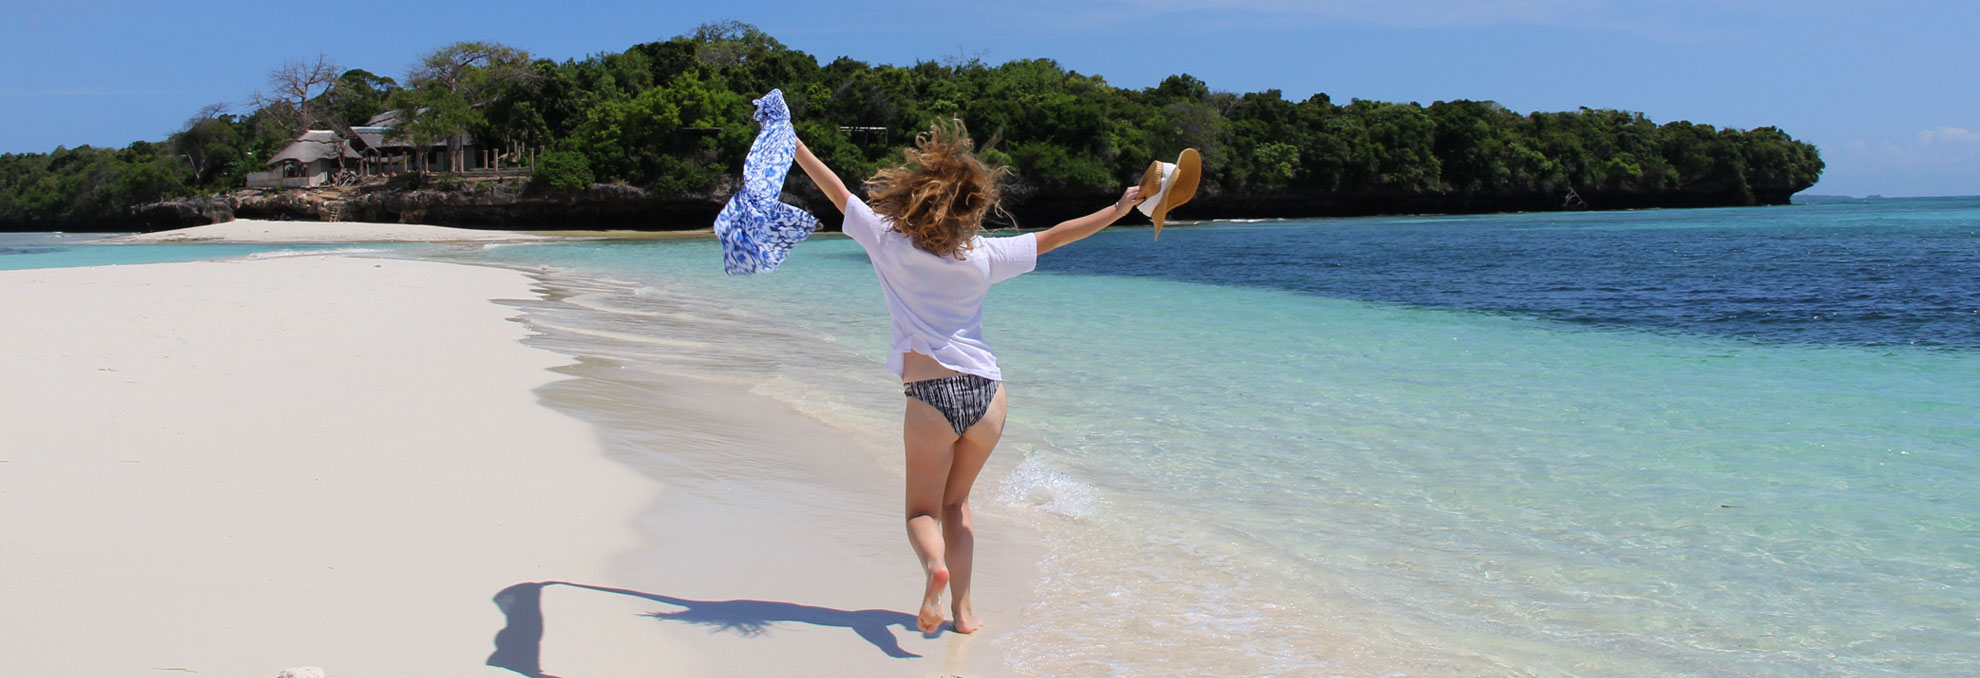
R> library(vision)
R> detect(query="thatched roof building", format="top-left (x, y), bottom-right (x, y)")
top-left (346, 110), bottom-right (475, 153)
top-left (246, 110), bottom-right (485, 187)
top-left (264, 130), bottom-right (360, 167)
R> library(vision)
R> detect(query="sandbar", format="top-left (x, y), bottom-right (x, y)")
top-left (105, 218), bottom-right (555, 244)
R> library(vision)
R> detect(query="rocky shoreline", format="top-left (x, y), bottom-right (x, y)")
top-left (120, 182), bottom-right (734, 232)
top-left (11, 181), bottom-right (1802, 234)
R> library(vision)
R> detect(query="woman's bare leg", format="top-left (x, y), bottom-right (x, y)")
top-left (904, 396), bottom-right (960, 633)
top-left (943, 386), bottom-right (1007, 634)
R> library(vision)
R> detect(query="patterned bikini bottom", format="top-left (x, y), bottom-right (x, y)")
top-left (902, 374), bottom-right (1002, 436)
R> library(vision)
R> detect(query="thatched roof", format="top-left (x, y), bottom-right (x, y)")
top-left (348, 108), bottom-right (476, 153)
top-left (346, 126), bottom-right (475, 153)
top-left (265, 131), bottom-right (359, 167)
top-left (348, 126), bottom-right (395, 151)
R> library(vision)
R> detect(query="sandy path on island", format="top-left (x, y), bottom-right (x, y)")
top-left (0, 254), bottom-right (1037, 677)
top-left (105, 218), bottom-right (556, 243)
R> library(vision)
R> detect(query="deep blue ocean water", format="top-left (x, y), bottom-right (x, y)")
top-left (7, 197), bottom-right (1976, 676)
top-left (1051, 200), bottom-right (1980, 348)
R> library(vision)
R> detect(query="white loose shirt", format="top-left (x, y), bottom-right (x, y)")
top-left (841, 196), bottom-right (1038, 380)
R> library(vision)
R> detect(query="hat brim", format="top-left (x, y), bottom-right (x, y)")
top-left (1148, 148), bottom-right (1201, 241)
top-left (1137, 161), bottom-right (1165, 204)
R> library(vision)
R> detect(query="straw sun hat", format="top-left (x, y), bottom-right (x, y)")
top-left (1134, 148), bottom-right (1202, 240)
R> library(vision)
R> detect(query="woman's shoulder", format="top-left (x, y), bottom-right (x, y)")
top-left (972, 231), bottom-right (1038, 282)
top-left (842, 195), bottom-right (894, 246)
top-left (972, 230), bottom-right (1037, 253)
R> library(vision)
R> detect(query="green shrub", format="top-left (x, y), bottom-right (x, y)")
top-left (531, 149), bottom-right (593, 193)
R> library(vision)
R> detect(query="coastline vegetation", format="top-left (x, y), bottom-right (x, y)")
top-left (0, 21), bottom-right (1823, 229)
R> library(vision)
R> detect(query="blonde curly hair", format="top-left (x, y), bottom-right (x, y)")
top-left (865, 119), bottom-right (1011, 259)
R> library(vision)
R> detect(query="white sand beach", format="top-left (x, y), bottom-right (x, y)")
top-left (106, 218), bottom-right (554, 244)
top-left (0, 255), bottom-right (1033, 677)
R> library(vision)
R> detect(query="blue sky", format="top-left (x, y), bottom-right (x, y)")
top-left (3, 0), bottom-right (1975, 196)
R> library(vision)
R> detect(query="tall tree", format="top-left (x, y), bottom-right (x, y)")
top-left (391, 42), bottom-right (536, 172)
top-left (168, 103), bottom-right (244, 187)
top-left (322, 69), bottom-right (401, 128)
top-left (406, 41), bottom-right (536, 105)
top-left (250, 54), bottom-right (339, 139)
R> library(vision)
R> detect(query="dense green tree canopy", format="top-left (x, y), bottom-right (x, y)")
top-left (2, 22), bottom-right (1823, 227)
top-left (324, 69), bottom-right (400, 128)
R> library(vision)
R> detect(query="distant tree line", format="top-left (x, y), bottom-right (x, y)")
top-left (0, 21), bottom-right (1823, 229)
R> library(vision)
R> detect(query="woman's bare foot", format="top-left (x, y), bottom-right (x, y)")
top-left (950, 602), bottom-right (982, 634)
top-left (917, 564), bottom-right (950, 633)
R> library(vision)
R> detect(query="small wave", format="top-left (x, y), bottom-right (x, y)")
top-left (244, 247), bottom-right (386, 259)
top-left (526, 319), bottom-right (712, 350)
top-left (998, 453), bottom-right (1098, 519)
top-left (562, 294), bottom-right (680, 320)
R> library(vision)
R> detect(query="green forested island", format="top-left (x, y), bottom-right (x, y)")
top-left (0, 22), bottom-right (1824, 231)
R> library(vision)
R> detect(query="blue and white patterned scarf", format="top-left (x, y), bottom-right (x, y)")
top-left (713, 89), bottom-right (820, 275)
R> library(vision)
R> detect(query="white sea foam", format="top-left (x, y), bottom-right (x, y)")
top-left (524, 319), bottom-right (711, 351)
top-left (243, 247), bottom-right (386, 259)
top-left (996, 452), bottom-right (1097, 519)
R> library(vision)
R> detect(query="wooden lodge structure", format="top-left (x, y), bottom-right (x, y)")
top-left (246, 130), bottom-right (361, 189)
top-left (247, 110), bottom-right (526, 188)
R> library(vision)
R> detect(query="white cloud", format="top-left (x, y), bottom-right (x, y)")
top-left (1832, 125), bottom-right (1980, 171)
top-left (1117, 0), bottom-right (1597, 28)
top-left (1918, 127), bottom-right (1979, 145)
top-left (0, 88), bottom-right (185, 98)
top-left (1096, 0), bottom-right (1880, 41)
top-left (1816, 132), bottom-right (1980, 196)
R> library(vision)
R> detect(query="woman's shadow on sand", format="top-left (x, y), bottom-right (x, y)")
top-left (486, 581), bottom-right (927, 677)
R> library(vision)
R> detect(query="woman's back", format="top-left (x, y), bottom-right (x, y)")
top-left (841, 196), bottom-right (1037, 382)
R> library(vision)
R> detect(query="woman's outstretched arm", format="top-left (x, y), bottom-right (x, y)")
top-left (1034, 186), bottom-right (1143, 255)
top-left (793, 137), bottom-right (852, 214)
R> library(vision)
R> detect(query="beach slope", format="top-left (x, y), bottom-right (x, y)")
top-left (0, 257), bottom-right (648, 676)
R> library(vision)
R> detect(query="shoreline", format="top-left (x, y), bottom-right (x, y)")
top-left (35, 186), bottom-right (1845, 245)
top-left (102, 218), bottom-right (560, 244)
top-left (0, 253), bottom-right (1037, 676)
top-left (490, 264), bottom-right (1042, 677)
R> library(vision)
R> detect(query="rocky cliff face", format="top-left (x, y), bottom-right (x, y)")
top-left (105, 183), bottom-right (735, 232)
top-left (336, 183), bottom-right (730, 229)
top-left (0, 197), bottom-right (233, 232)
top-left (64, 180), bottom-right (1804, 235)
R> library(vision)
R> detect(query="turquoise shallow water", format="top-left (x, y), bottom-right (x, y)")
top-left (0, 232), bottom-right (421, 270)
top-left (7, 200), bottom-right (1975, 676)
top-left (428, 200), bottom-right (1979, 677)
